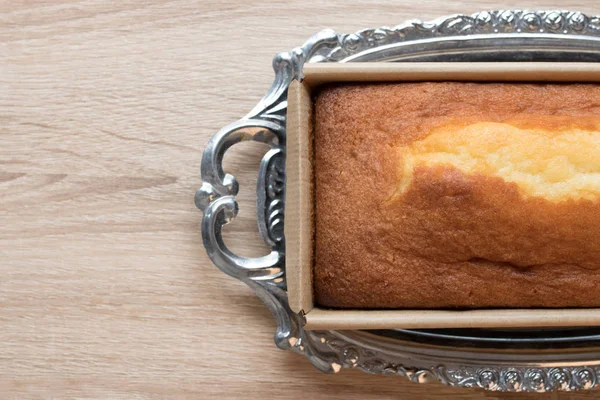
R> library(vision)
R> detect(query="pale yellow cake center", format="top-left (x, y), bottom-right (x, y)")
top-left (395, 121), bottom-right (600, 202)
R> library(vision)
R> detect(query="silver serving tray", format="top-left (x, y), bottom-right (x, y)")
top-left (195, 10), bottom-right (600, 392)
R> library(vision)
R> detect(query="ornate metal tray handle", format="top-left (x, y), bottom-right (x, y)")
top-left (197, 10), bottom-right (600, 392)
top-left (194, 29), bottom-right (344, 371)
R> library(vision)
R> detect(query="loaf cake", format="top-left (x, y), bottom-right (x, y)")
top-left (313, 82), bottom-right (600, 309)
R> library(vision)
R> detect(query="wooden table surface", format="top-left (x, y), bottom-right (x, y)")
top-left (3, 1), bottom-right (600, 399)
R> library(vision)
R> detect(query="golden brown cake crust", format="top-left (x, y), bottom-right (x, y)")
top-left (313, 82), bottom-right (600, 309)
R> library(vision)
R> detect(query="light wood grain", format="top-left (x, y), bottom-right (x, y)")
top-left (2, 1), bottom-right (600, 398)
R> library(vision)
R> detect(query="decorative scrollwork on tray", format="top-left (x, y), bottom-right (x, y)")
top-left (442, 366), bottom-right (600, 392)
top-left (257, 148), bottom-right (285, 247)
top-left (318, 332), bottom-right (600, 391)
top-left (197, 10), bottom-right (600, 392)
top-left (324, 10), bottom-right (600, 62)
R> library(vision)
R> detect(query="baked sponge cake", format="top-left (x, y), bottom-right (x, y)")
top-left (313, 82), bottom-right (600, 309)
